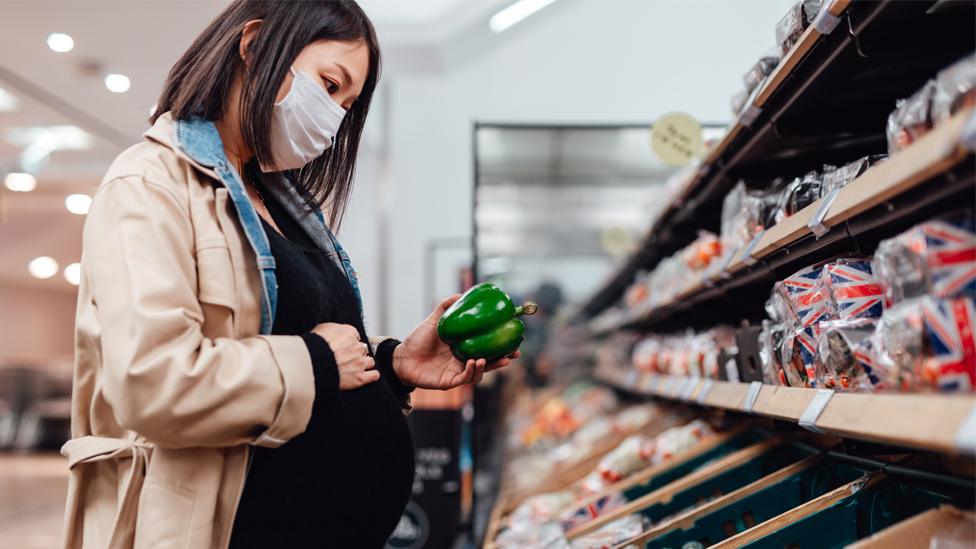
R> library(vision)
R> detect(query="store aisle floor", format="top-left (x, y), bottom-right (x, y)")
top-left (0, 453), bottom-right (67, 549)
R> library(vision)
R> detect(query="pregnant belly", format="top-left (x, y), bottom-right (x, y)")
top-left (232, 379), bottom-right (415, 548)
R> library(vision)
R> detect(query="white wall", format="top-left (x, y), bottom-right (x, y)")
top-left (344, 0), bottom-right (796, 336)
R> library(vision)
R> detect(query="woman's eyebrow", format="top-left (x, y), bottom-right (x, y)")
top-left (333, 61), bottom-right (352, 87)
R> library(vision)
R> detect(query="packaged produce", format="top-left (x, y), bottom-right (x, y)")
top-left (820, 258), bottom-right (885, 320)
top-left (612, 405), bottom-right (659, 433)
top-left (731, 90), bottom-right (749, 115)
top-left (597, 435), bottom-right (648, 483)
top-left (437, 282), bottom-right (537, 361)
top-left (509, 491), bottom-right (576, 526)
top-left (496, 520), bottom-right (570, 549)
top-left (887, 80), bottom-right (936, 154)
top-left (815, 319), bottom-right (879, 390)
top-left (569, 514), bottom-right (646, 549)
top-left (873, 216), bottom-right (976, 305)
top-left (932, 52), bottom-right (976, 124)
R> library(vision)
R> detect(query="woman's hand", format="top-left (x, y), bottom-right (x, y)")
top-left (393, 295), bottom-right (520, 390)
top-left (311, 323), bottom-right (379, 390)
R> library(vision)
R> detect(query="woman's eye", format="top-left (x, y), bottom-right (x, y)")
top-left (323, 78), bottom-right (339, 94)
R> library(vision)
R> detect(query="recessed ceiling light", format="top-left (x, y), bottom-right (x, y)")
top-left (104, 73), bottom-right (131, 93)
top-left (65, 193), bottom-right (92, 215)
top-left (489, 0), bottom-right (557, 33)
top-left (28, 256), bottom-right (59, 279)
top-left (64, 263), bottom-right (81, 286)
top-left (46, 32), bottom-right (74, 53)
top-left (4, 172), bottom-right (36, 192)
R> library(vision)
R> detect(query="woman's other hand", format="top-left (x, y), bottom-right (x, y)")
top-left (311, 323), bottom-right (379, 390)
top-left (393, 295), bottom-right (519, 390)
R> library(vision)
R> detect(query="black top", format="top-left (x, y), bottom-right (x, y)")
top-left (230, 173), bottom-right (415, 549)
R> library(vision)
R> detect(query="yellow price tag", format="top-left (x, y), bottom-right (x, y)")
top-left (650, 112), bottom-right (703, 166)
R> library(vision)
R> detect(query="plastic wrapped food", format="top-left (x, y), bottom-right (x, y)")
top-left (933, 52), bottom-right (976, 124)
top-left (759, 320), bottom-right (788, 386)
top-left (815, 319), bottom-right (879, 390)
top-left (776, 264), bottom-right (833, 327)
top-left (731, 90), bottom-right (749, 115)
top-left (887, 80), bottom-right (936, 154)
top-left (720, 181), bottom-right (765, 253)
top-left (784, 325), bottom-right (821, 387)
top-left (781, 171), bottom-right (824, 217)
top-left (597, 435), bottom-right (648, 483)
top-left (743, 53), bottom-right (781, 94)
top-left (684, 231), bottom-right (722, 271)
top-left (613, 405), bottom-right (658, 433)
top-left (873, 216), bottom-right (976, 305)
top-left (512, 491), bottom-right (576, 524)
top-left (560, 492), bottom-right (629, 531)
top-left (569, 514), bottom-right (646, 549)
top-left (496, 521), bottom-right (570, 549)
top-left (820, 258), bottom-right (885, 320)
top-left (776, 0), bottom-right (823, 55)
top-left (822, 155), bottom-right (885, 194)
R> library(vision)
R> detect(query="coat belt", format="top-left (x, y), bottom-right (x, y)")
top-left (62, 435), bottom-right (153, 549)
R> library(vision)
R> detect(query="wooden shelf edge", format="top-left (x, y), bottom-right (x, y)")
top-left (600, 373), bottom-right (976, 456)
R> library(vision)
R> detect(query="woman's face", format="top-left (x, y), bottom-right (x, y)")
top-left (277, 39), bottom-right (370, 111)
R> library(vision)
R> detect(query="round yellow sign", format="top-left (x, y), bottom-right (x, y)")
top-left (650, 112), bottom-right (703, 166)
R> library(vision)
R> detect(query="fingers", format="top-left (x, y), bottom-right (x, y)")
top-left (359, 369), bottom-right (381, 384)
top-left (333, 340), bottom-right (369, 364)
top-left (439, 294), bottom-right (461, 311)
top-left (485, 357), bottom-right (512, 372)
top-left (472, 359), bottom-right (486, 384)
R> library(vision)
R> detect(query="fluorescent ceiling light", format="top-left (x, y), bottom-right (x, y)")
top-left (5, 125), bottom-right (93, 173)
top-left (64, 263), bottom-right (81, 286)
top-left (0, 86), bottom-right (17, 112)
top-left (65, 193), bottom-right (92, 215)
top-left (28, 256), bottom-right (59, 279)
top-left (104, 73), bottom-right (131, 93)
top-left (489, 0), bottom-right (557, 33)
top-left (4, 172), bottom-right (36, 192)
top-left (46, 32), bottom-right (74, 53)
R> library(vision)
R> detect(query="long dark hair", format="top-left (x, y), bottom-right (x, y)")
top-left (152, 0), bottom-right (380, 228)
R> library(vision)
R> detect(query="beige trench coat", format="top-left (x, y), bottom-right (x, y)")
top-left (62, 113), bottom-right (319, 548)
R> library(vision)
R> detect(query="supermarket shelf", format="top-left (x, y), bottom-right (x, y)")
top-left (575, 0), bottom-right (976, 323)
top-left (597, 370), bottom-right (976, 456)
top-left (603, 108), bottom-right (975, 333)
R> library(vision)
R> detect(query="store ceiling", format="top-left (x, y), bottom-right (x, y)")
top-left (0, 0), bottom-right (508, 291)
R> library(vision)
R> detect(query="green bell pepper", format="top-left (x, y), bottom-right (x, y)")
top-left (437, 282), bottom-right (538, 361)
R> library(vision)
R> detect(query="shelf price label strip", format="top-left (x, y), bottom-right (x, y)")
top-left (680, 377), bottom-right (700, 401)
top-left (697, 379), bottom-right (715, 405)
top-left (798, 389), bottom-right (835, 433)
top-left (741, 230), bottom-right (766, 266)
top-left (741, 381), bottom-right (763, 413)
top-left (808, 188), bottom-right (842, 238)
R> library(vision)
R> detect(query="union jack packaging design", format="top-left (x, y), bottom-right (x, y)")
top-left (777, 265), bottom-right (833, 327)
top-left (921, 296), bottom-right (976, 391)
top-left (874, 216), bottom-right (976, 306)
top-left (821, 258), bottom-right (885, 320)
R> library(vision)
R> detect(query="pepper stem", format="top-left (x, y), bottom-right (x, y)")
top-left (516, 301), bottom-right (538, 316)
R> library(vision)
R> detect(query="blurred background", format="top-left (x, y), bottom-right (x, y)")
top-left (0, 1), bottom-right (827, 547)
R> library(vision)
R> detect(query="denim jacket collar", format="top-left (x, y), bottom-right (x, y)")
top-left (167, 116), bottom-right (363, 333)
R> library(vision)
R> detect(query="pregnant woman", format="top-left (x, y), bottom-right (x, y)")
top-left (61, 2), bottom-right (516, 547)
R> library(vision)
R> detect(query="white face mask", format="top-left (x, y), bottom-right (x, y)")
top-left (260, 67), bottom-right (347, 172)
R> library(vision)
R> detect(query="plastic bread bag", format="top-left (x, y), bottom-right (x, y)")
top-left (731, 89), bottom-right (749, 115)
top-left (569, 514), bottom-right (647, 549)
top-left (765, 283), bottom-right (792, 322)
top-left (876, 298), bottom-right (928, 391)
top-left (632, 336), bottom-right (661, 373)
top-left (560, 492), bottom-right (630, 532)
top-left (613, 404), bottom-right (659, 433)
top-left (873, 215), bottom-right (976, 305)
top-left (815, 318), bottom-right (879, 391)
top-left (822, 155), bottom-right (885, 194)
top-left (887, 79), bottom-right (936, 154)
top-left (720, 181), bottom-right (765, 253)
top-left (743, 52), bottom-right (781, 94)
top-left (760, 177), bottom-right (791, 227)
top-left (932, 52), bottom-right (976, 124)
top-left (820, 258), bottom-right (885, 320)
top-left (684, 231), bottom-right (722, 271)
